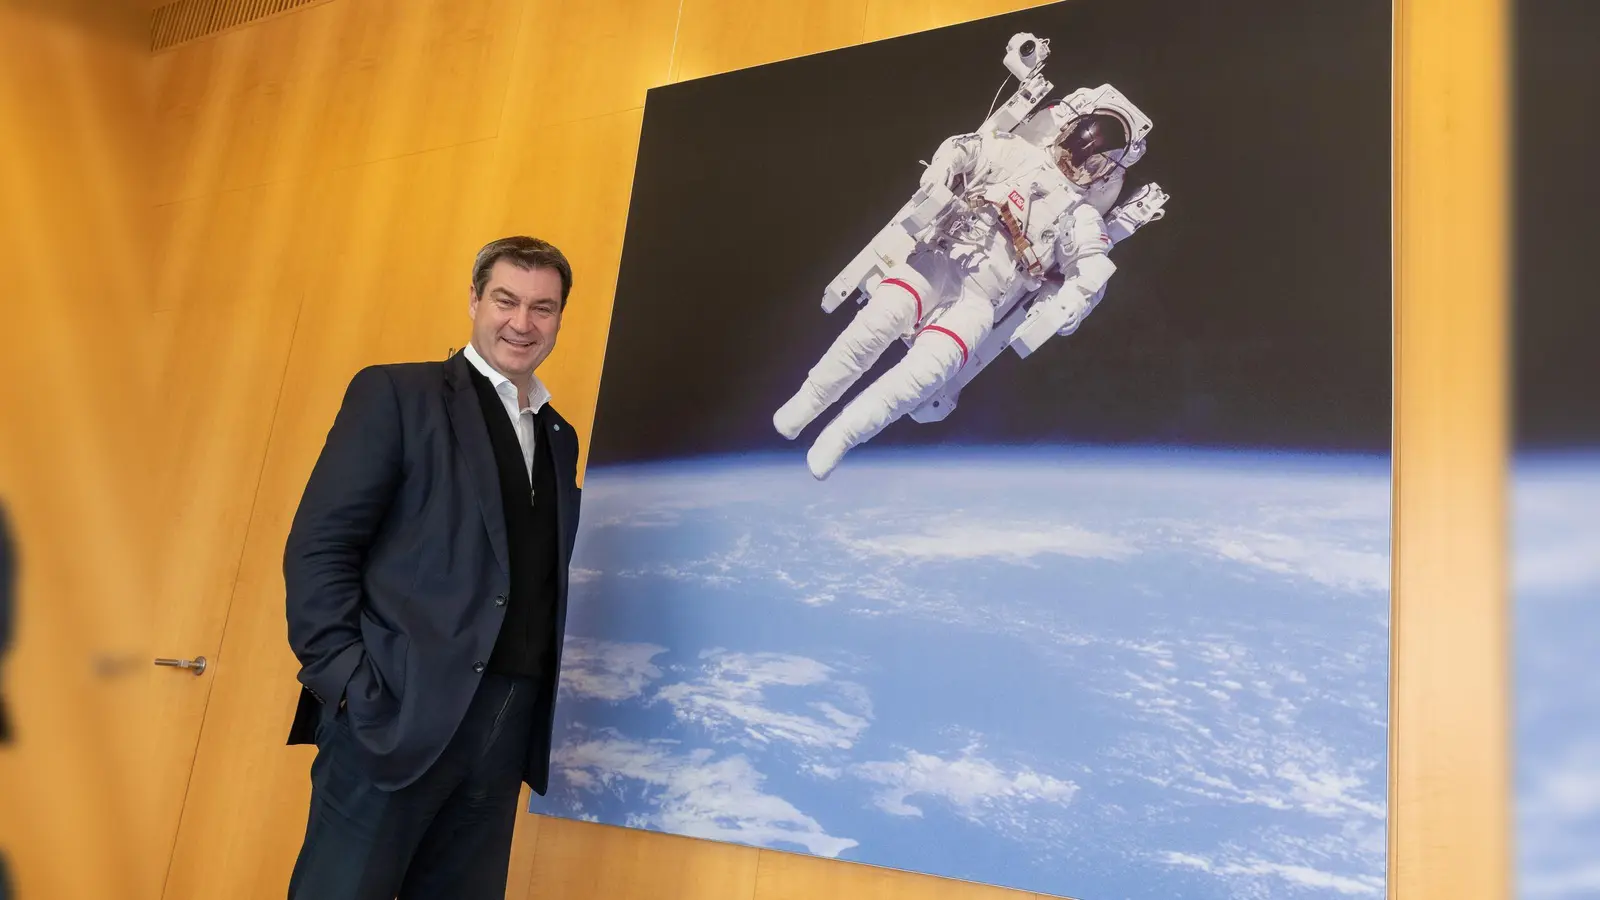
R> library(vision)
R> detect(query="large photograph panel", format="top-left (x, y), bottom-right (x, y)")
top-left (1512, 2), bottom-right (1600, 897)
top-left (530, 2), bottom-right (1394, 898)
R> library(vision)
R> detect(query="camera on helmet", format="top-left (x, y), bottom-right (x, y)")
top-left (1004, 32), bottom-right (1049, 81)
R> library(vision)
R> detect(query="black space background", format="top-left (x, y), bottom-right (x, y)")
top-left (588, 0), bottom-right (1392, 467)
top-left (1514, 0), bottom-right (1599, 450)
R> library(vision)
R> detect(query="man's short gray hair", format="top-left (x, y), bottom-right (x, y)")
top-left (471, 236), bottom-right (573, 307)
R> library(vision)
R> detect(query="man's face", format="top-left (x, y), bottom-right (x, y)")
top-left (468, 259), bottom-right (564, 382)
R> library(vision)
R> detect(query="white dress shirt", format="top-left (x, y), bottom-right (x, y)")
top-left (463, 342), bottom-right (552, 483)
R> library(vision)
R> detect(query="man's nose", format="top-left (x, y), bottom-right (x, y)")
top-left (509, 305), bottom-right (535, 333)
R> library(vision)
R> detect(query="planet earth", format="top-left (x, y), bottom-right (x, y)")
top-left (1510, 454), bottom-right (1600, 900)
top-left (527, 446), bottom-right (1393, 900)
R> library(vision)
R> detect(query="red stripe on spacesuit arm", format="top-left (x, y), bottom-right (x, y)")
top-left (920, 325), bottom-right (970, 367)
top-left (881, 278), bottom-right (923, 323)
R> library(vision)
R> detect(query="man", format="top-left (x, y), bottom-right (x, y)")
top-left (283, 236), bottom-right (582, 899)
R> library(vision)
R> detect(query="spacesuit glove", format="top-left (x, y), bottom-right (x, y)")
top-left (904, 178), bottom-right (957, 234)
top-left (918, 163), bottom-right (954, 195)
top-left (1105, 182), bottom-right (1169, 244)
top-left (1010, 276), bottom-right (1104, 358)
top-left (1010, 300), bottom-right (1076, 358)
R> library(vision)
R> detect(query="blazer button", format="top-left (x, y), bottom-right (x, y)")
top-left (495, 593), bottom-right (507, 606)
top-left (473, 661), bottom-right (485, 674)
top-left (553, 422), bottom-right (560, 431)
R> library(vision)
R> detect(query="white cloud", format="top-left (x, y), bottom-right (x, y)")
top-left (851, 746), bottom-right (1078, 821)
top-left (1523, 744), bottom-right (1600, 823)
top-left (1110, 662), bottom-right (1384, 823)
top-left (552, 732), bottom-right (858, 858)
top-left (1514, 534), bottom-right (1600, 595)
top-left (654, 651), bottom-right (873, 752)
top-left (1276, 762), bottom-right (1386, 820)
top-left (1100, 631), bottom-right (1388, 899)
top-left (559, 638), bottom-right (668, 703)
top-left (1201, 529), bottom-right (1388, 594)
top-left (1512, 467), bottom-right (1600, 597)
top-left (845, 520), bottom-right (1137, 565)
top-left (569, 567), bottom-right (602, 584)
top-left (1160, 851), bottom-right (1384, 896)
top-left (1517, 739), bottom-right (1600, 899)
top-left (567, 458), bottom-right (1396, 887)
top-left (1522, 863), bottom-right (1600, 899)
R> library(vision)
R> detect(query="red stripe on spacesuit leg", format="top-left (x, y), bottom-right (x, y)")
top-left (880, 278), bottom-right (923, 323)
top-left (920, 325), bottom-right (970, 367)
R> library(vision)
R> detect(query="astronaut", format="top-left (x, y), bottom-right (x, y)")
top-left (772, 83), bottom-right (1163, 481)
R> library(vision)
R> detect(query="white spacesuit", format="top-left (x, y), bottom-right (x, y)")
top-left (771, 34), bottom-right (1170, 480)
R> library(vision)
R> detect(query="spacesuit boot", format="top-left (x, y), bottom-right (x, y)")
top-left (805, 292), bottom-right (993, 479)
top-left (773, 270), bottom-right (932, 439)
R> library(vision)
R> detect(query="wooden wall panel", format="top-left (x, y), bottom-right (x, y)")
top-left (311, 0), bottom-right (523, 169)
top-left (0, 3), bottom-right (159, 899)
top-left (1391, 1), bottom-right (1510, 899)
top-left (505, 786), bottom-right (545, 898)
top-left (499, 0), bottom-right (680, 128)
top-left (149, 2), bottom-right (342, 203)
top-left (862, 0), bottom-right (1059, 43)
top-left (526, 818), bottom-right (762, 900)
top-left (146, 173), bottom-right (319, 893)
top-left (150, 0), bottom-right (521, 205)
top-left (669, 0), bottom-right (868, 83)
top-left (754, 848), bottom-right (1040, 900)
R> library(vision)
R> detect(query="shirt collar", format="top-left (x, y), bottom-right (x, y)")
top-left (462, 341), bottom-right (551, 413)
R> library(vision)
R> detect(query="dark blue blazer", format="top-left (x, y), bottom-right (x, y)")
top-left (283, 350), bottom-right (581, 793)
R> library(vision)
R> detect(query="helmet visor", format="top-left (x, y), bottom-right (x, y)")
top-left (1056, 113), bottom-right (1128, 185)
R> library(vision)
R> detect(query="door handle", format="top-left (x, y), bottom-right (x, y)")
top-left (154, 656), bottom-right (207, 676)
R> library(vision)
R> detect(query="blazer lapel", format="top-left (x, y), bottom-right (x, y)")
top-left (539, 412), bottom-right (574, 595)
top-left (444, 354), bottom-right (510, 577)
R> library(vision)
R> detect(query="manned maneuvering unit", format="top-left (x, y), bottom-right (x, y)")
top-left (772, 33), bottom-right (1171, 480)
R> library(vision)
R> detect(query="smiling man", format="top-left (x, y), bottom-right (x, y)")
top-left (282, 236), bottom-right (582, 899)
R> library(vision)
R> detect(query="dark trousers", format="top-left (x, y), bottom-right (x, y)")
top-left (288, 672), bottom-right (537, 900)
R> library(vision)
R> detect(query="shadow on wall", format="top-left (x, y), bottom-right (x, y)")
top-left (1, 501), bottom-right (14, 898)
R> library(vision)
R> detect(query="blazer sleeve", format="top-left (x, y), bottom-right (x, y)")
top-left (283, 365), bottom-right (404, 706)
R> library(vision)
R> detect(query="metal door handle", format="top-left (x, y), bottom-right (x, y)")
top-left (154, 656), bottom-right (207, 676)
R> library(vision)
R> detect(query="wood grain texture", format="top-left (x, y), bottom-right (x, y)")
top-left (505, 793), bottom-right (544, 900)
top-left (862, 0), bottom-right (1061, 43)
top-left (525, 816), bottom-right (762, 900)
top-left (145, 173), bottom-right (318, 894)
top-left (498, 0), bottom-right (680, 128)
top-left (1391, 1), bottom-right (1511, 899)
top-left (669, 0), bottom-right (868, 83)
top-left (150, 0), bottom-right (520, 203)
top-left (149, 1), bottom-right (343, 203)
top-left (0, 3), bottom-right (159, 899)
top-left (309, 0), bottom-right (522, 169)
top-left (753, 848), bottom-right (1042, 900)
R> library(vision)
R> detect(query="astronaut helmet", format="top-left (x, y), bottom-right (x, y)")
top-left (1053, 112), bottom-right (1129, 187)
